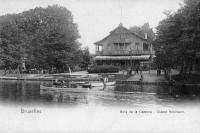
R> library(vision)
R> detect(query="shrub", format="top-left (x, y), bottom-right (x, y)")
top-left (88, 65), bottom-right (119, 73)
top-left (172, 74), bottom-right (200, 84)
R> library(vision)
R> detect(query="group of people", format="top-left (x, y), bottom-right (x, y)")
top-left (135, 68), bottom-right (143, 81)
top-left (53, 79), bottom-right (66, 87)
top-left (127, 67), bottom-right (144, 81)
top-left (53, 76), bottom-right (109, 90)
top-left (53, 79), bottom-right (77, 88)
top-left (157, 68), bottom-right (162, 76)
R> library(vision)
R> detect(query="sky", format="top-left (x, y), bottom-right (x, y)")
top-left (0, 0), bottom-right (183, 53)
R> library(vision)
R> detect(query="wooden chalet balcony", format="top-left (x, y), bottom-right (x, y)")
top-left (96, 50), bottom-right (154, 56)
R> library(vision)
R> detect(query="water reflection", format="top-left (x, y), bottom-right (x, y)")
top-left (41, 91), bottom-right (89, 105)
top-left (0, 80), bottom-right (41, 105)
top-left (0, 80), bottom-right (200, 107)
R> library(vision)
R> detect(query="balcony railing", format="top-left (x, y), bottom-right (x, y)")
top-left (96, 50), bottom-right (154, 56)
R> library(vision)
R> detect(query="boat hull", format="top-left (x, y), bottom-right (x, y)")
top-left (91, 82), bottom-right (116, 87)
top-left (40, 85), bottom-right (90, 93)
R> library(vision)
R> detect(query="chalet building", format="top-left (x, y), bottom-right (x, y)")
top-left (94, 23), bottom-right (155, 69)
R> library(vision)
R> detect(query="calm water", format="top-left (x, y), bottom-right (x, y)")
top-left (0, 80), bottom-right (200, 107)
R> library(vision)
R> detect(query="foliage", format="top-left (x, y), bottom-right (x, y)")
top-left (172, 74), bottom-right (200, 84)
top-left (79, 47), bottom-right (92, 70)
top-left (0, 5), bottom-right (82, 73)
top-left (88, 65), bottom-right (119, 73)
top-left (154, 0), bottom-right (200, 73)
top-left (129, 23), bottom-right (156, 42)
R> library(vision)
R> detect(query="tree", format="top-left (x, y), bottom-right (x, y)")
top-left (154, 0), bottom-right (200, 73)
top-left (80, 47), bottom-right (91, 70)
top-left (129, 23), bottom-right (155, 42)
top-left (0, 5), bottom-right (81, 73)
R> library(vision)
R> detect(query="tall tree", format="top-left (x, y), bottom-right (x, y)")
top-left (129, 23), bottom-right (155, 42)
top-left (80, 47), bottom-right (91, 70)
top-left (0, 5), bottom-right (81, 73)
top-left (154, 0), bottom-right (200, 73)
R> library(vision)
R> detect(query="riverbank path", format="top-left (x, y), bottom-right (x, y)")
top-left (127, 70), bottom-right (168, 83)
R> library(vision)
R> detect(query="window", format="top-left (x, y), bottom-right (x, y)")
top-left (135, 42), bottom-right (139, 50)
top-left (143, 43), bottom-right (149, 51)
top-left (114, 42), bottom-right (130, 50)
top-left (96, 44), bottom-right (103, 52)
top-left (99, 45), bottom-right (102, 51)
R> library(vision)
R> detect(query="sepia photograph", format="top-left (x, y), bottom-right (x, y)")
top-left (0, 0), bottom-right (200, 132)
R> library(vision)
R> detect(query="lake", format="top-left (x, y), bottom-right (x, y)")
top-left (0, 80), bottom-right (200, 107)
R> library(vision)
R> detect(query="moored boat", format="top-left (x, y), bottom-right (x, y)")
top-left (91, 81), bottom-right (116, 87)
top-left (77, 81), bottom-right (116, 88)
top-left (40, 85), bottom-right (90, 93)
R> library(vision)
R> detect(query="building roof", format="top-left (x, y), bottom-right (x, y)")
top-left (94, 23), bottom-right (147, 45)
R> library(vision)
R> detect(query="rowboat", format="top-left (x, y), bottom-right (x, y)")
top-left (40, 85), bottom-right (90, 93)
top-left (76, 81), bottom-right (116, 88)
top-left (90, 81), bottom-right (116, 87)
top-left (91, 82), bottom-right (116, 87)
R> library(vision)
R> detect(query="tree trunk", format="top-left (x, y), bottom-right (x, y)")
top-left (189, 62), bottom-right (193, 74)
top-left (180, 63), bottom-right (184, 74)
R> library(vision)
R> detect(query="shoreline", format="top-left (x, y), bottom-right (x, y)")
top-left (0, 76), bottom-right (171, 86)
top-left (1, 71), bottom-right (200, 87)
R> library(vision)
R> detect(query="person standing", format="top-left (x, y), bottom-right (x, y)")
top-left (140, 71), bottom-right (143, 81)
top-left (136, 68), bottom-right (139, 74)
top-left (100, 75), bottom-right (108, 90)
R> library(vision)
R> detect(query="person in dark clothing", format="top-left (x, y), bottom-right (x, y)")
top-left (129, 69), bottom-right (132, 76)
top-left (157, 69), bottom-right (159, 76)
top-left (53, 79), bottom-right (62, 87)
top-left (140, 71), bottom-right (143, 81)
top-left (136, 68), bottom-right (139, 74)
top-left (157, 67), bottom-right (161, 76)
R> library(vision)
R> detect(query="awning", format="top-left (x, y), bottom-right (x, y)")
top-left (94, 55), bottom-right (155, 61)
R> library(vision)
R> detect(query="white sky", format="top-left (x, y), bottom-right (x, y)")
top-left (0, 0), bottom-right (183, 53)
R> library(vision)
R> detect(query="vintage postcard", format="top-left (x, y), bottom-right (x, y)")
top-left (0, 0), bottom-right (200, 132)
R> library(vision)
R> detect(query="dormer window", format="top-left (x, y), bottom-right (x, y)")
top-left (96, 44), bottom-right (103, 52)
top-left (143, 43), bottom-right (149, 51)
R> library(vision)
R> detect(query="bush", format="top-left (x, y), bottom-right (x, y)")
top-left (88, 65), bottom-right (119, 73)
top-left (172, 74), bottom-right (200, 84)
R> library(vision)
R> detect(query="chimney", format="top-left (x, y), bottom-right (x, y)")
top-left (145, 33), bottom-right (148, 39)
